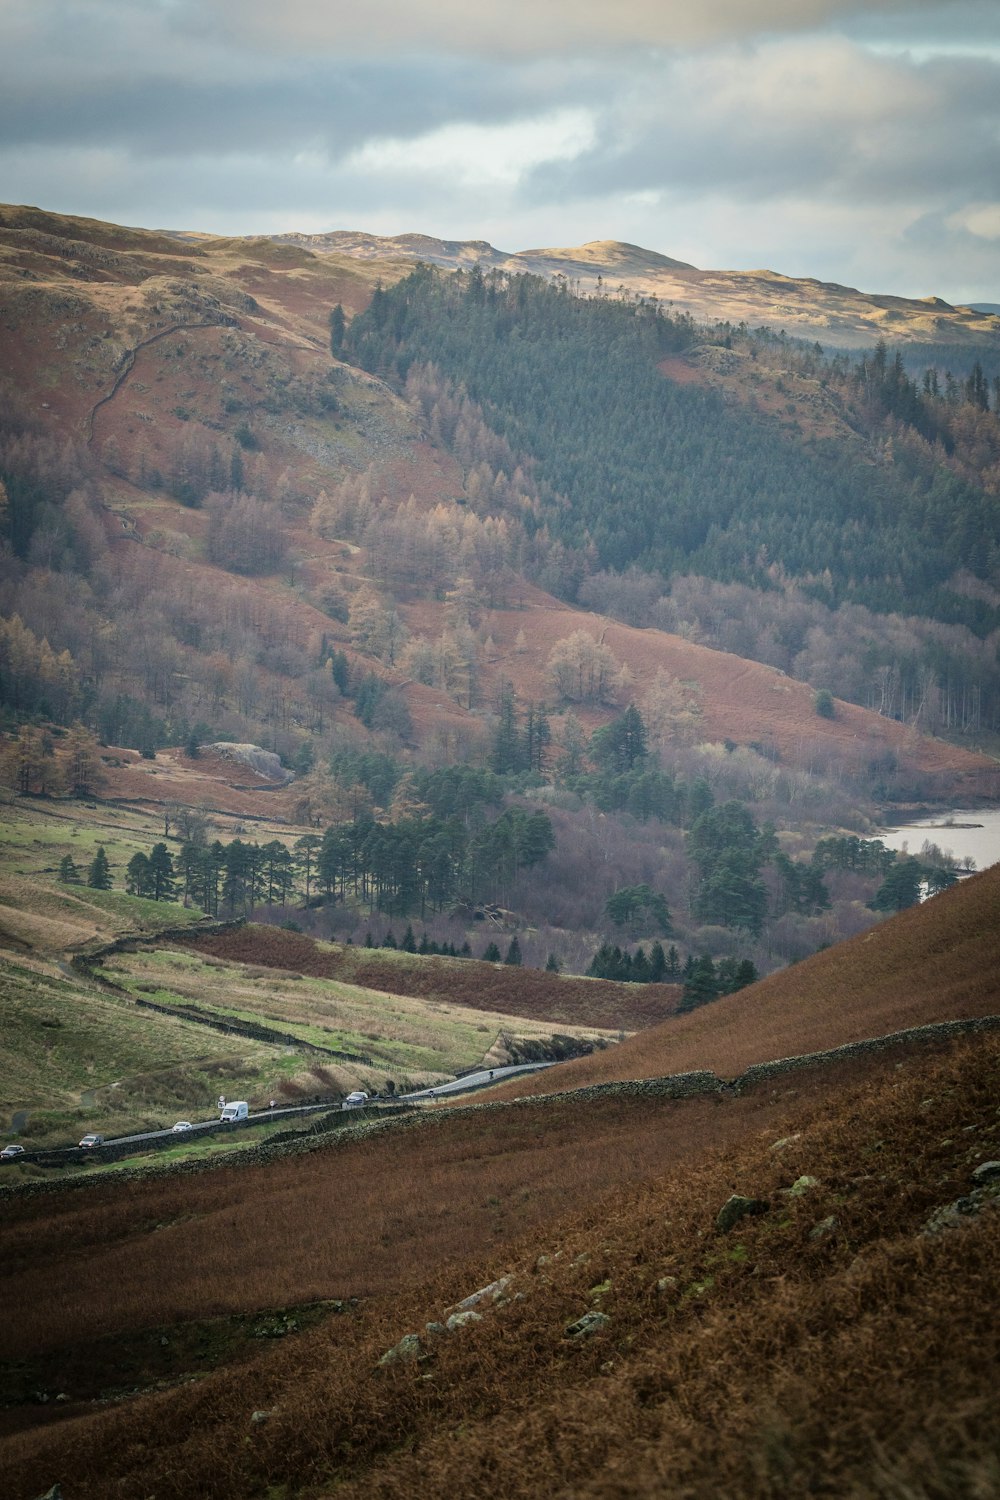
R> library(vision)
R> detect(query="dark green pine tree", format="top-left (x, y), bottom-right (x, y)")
top-left (503, 935), bottom-right (523, 966)
top-left (482, 940), bottom-right (502, 963)
top-left (401, 923), bottom-right (417, 952)
top-left (329, 303), bottom-right (347, 355)
top-left (680, 954), bottom-right (718, 1012)
top-left (59, 853), bottom-right (81, 884)
top-left (545, 952), bottom-right (561, 973)
top-left (871, 858), bottom-right (924, 912)
top-left (87, 845), bottom-right (112, 890)
top-left (148, 842), bottom-right (177, 902)
top-left (125, 852), bottom-right (153, 897)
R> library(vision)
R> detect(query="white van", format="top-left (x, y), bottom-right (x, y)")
top-left (220, 1100), bottom-right (249, 1122)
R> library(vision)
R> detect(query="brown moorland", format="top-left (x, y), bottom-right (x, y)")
top-left (2, 1031), bottom-right (998, 1499)
top-left (183, 924), bottom-right (682, 1032)
top-left (488, 861), bottom-right (1000, 1099)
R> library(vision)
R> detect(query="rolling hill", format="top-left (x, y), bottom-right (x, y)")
top-left (273, 226), bottom-right (1000, 349)
top-left (1, 840), bottom-right (999, 1499)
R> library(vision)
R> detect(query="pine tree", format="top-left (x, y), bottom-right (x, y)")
top-left (87, 845), bottom-right (112, 890)
top-left (329, 303), bottom-right (347, 355)
top-left (545, 952), bottom-right (561, 972)
top-left (482, 940), bottom-right (502, 963)
top-left (148, 842), bottom-right (177, 902)
top-left (504, 935), bottom-right (523, 966)
top-left (59, 853), bottom-right (81, 884)
top-left (125, 852), bottom-right (153, 897)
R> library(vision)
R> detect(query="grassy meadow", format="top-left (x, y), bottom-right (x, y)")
top-left (99, 944), bottom-right (618, 1083)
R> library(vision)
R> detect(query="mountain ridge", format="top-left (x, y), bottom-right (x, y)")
top-left (272, 223), bottom-right (1000, 347)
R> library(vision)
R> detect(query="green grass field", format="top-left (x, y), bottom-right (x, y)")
top-left (99, 945), bottom-right (614, 1078)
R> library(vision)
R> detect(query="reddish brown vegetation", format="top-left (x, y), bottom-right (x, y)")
top-left (494, 863), bottom-right (1000, 1099)
top-left (183, 925), bottom-right (681, 1032)
top-left (3, 1036), bottom-right (999, 1498)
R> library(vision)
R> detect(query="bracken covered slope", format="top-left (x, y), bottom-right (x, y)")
top-left (494, 861), bottom-right (1000, 1096)
top-left (2, 858), bottom-right (1000, 1498)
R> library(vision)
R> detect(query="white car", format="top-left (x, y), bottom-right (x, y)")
top-left (0, 1143), bottom-right (25, 1160)
top-left (342, 1091), bottom-right (369, 1109)
top-left (171, 1121), bottom-right (192, 1133)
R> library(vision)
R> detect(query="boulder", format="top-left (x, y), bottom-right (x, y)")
top-left (378, 1333), bottom-right (424, 1366)
top-left (445, 1310), bottom-right (483, 1333)
top-left (565, 1310), bottom-right (610, 1339)
top-left (809, 1215), bottom-right (839, 1240)
top-left (716, 1194), bottom-right (769, 1233)
top-left (448, 1275), bottom-right (513, 1313)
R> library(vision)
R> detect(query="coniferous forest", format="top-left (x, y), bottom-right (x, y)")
top-left (346, 266), bottom-right (1000, 634)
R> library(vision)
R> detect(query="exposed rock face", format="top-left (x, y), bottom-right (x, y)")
top-left (716, 1194), bottom-right (770, 1234)
top-left (204, 743), bottom-right (292, 783)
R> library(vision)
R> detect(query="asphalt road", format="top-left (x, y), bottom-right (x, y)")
top-left (4, 1064), bottom-right (555, 1162)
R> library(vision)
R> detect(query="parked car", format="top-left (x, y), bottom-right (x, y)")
top-left (171, 1121), bottom-right (192, 1133)
top-left (0, 1143), bottom-right (25, 1160)
top-left (78, 1133), bottom-right (104, 1149)
top-left (342, 1091), bottom-right (369, 1109)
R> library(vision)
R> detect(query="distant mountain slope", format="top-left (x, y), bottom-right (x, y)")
top-left (275, 226), bottom-right (1000, 349)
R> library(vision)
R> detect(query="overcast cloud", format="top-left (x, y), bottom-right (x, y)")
top-left (0, 0), bottom-right (997, 301)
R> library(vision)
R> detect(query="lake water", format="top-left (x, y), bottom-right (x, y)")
top-left (879, 808), bottom-right (1000, 872)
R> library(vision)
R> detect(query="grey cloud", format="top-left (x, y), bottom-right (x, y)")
top-left (520, 46), bottom-right (1000, 214)
top-left (0, 58), bottom-right (560, 160)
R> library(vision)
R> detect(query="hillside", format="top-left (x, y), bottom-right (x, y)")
top-left (2, 202), bottom-right (998, 984)
top-left (492, 861), bottom-right (1000, 1098)
top-left (2, 858), bottom-right (999, 1498)
top-left (274, 227), bottom-right (1000, 349)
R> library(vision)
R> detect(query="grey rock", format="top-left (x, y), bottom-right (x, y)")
top-left (787, 1175), bottom-right (820, 1196)
top-left (565, 1310), bottom-right (610, 1339)
top-left (34, 1489), bottom-right (63, 1500)
top-left (971, 1161), bottom-right (1000, 1183)
top-left (716, 1194), bottom-right (770, 1233)
top-left (445, 1310), bottom-right (483, 1333)
top-left (655, 1276), bottom-right (678, 1296)
top-left (250, 1409), bottom-right (273, 1426)
top-left (450, 1275), bottom-right (512, 1312)
top-left (809, 1215), bottom-right (839, 1240)
top-left (424, 1321), bottom-right (447, 1337)
top-left (378, 1332), bottom-right (424, 1366)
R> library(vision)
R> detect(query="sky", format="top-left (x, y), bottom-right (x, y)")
top-left (0, 0), bottom-right (998, 303)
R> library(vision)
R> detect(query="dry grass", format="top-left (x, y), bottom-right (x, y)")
top-left (491, 863), bottom-right (1000, 1100)
top-left (103, 943), bottom-right (619, 1080)
top-left (2, 1033), bottom-right (999, 1499)
top-left (185, 925), bottom-right (682, 1032)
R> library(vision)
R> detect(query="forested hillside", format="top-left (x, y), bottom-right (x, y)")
top-left (0, 207), bottom-right (997, 988)
top-left (346, 266), bottom-right (999, 632)
top-left (341, 265), bottom-right (1000, 736)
